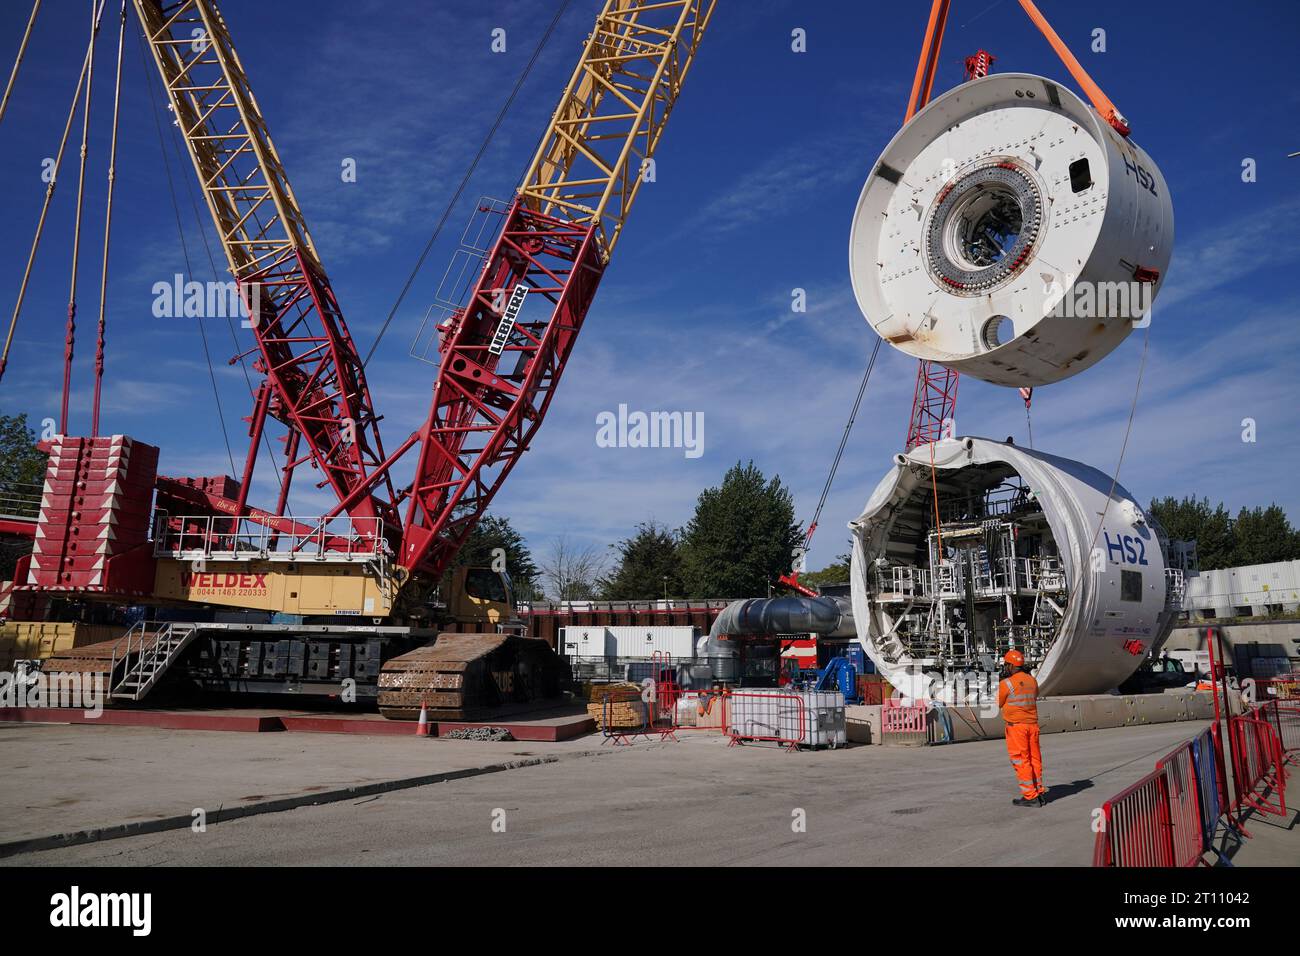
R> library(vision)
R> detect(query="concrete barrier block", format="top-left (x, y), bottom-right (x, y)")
top-left (1079, 695), bottom-right (1128, 731)
top-left (1168, 692), bottom-right (1191, 720)
top-left (940, 706), bottom-right (1002, 742)
top-left (1131, 694), bottom-right (1181, 725)
top-left (846, 704), bottom-right (881, 745)
top-left (1039, 698), bottom-right (1084, 734)
top-left (1185, 691), bottom-right (1215, 719)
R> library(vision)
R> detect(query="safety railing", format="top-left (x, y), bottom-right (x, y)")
top-left (1262, 700), bottom-right (1300, 758)
top-left (153, 513), bottom-right (387, 563)
top-left (1028, 556), bottom-right (1067, 592)
top-left (0, 481), bottom-right (42, 519)
top-left (873, 564), bottom-right (929, 600)
top-left (649, 651), bottom-right (679, 728)
top-left (992, 624), bottom-right (1053, 666)
top-left (1164, 567), bottom-right (1185, 609)
top-left (567, 654), bottom-right (714, 687)
top-left (873, 556), bottom-right (1067, 604)
top-left (594, 683), bottom-right (677, 747)
top-left (931, 561), bottom-right (963, 599)
top-left (596, 688), bottom-right (649, 746)
top-left (1189, 729), bottom-right (1224, 854)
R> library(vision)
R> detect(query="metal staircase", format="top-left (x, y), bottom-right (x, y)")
top-left (109, 622), bottom-right (199, 701)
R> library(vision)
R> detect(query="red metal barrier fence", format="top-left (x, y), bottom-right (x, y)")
top-left (1230, 715), bottom-right (1286, 818)
top-left (1156, 739), bottom-right (1206, 867)
top-left (1092, 766), bottom-right (1177, 867)
top-left (669, 688), bottom-right (729, 732)
top-left (1093, 698), bottom-right (1295, 867)
top-left (1254, 699), bottom-right (1300, 758)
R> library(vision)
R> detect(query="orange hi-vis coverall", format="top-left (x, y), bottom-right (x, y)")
top-left (999, 671), bottom-right (1044, 800)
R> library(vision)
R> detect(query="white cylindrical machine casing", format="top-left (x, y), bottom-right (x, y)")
top-left (848, 437), bottom-right (1178, 696)
top-left (849, 73), bottom-right (1173, 387)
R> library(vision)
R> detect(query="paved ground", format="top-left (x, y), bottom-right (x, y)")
top-left (0, 721), bottom-right (600, 848)
top-left (6, 718), bottom-right (1287, 866)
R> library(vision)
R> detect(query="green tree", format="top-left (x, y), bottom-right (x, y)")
top-left (599, 521), bottom-right (683, 600)
top-left (1149, 496), bottom-right (1235, 570)
top-left (0, 413), bottom-right (45, 581)
top-left (0, 413), bottom-right (47, 490)
top-left (679, 460), bottom-right (801, 598)
top-left (800, 552), bottom-right (852, 590)
top-left (1230, 504), bottom-right (1299, 566)
top-left (453, 514), bottom-right (541, 600)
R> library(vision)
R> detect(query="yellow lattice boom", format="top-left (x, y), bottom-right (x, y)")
top-left (519, 0), bottom-right (715, 262)
top-left (134, 0), bottom-right (318, 282)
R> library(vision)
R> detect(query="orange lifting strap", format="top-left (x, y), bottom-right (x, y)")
top-left (905, 0), bottom-right (1131, 136)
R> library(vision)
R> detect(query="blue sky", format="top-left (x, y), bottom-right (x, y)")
top-left (1, 0), bottom-right (1298, 573)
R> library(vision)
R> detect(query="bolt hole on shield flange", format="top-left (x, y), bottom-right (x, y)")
top-left (849, 73), bottom-right (1174, 387)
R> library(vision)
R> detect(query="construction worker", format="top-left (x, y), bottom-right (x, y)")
top-left (998, 649), bottom-right (1046, 807)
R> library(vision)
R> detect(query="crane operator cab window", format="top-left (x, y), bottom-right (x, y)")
top-left (464, 568), bottom-right (512, 606)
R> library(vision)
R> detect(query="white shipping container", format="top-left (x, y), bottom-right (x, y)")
top-left (560, 626), bottom-right (610, 659)
top-left (1183, 559), bottom-right (1300, 616)
top-left (604, 625), bottom-right (696, 660)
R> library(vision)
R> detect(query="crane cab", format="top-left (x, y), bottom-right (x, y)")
top-left (446, 566), bottom-right (515, 627)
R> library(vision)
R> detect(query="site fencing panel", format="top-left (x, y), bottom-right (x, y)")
top-left (1188, 729), bottom-right (1222, 851)
top-left (1095, 698), bottom-right (1292, 866)
top-left (1093, 768), bottom-right (1175, 867)
top-left (1155, 740), bottom-right (1206, 868)
top-left (1230, 714), bottom-right (1287, 818)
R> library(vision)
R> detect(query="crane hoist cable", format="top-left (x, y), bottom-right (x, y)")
top-left (1020, 386), bottom-right (1034, 449)
top-left (1, 0), bottom-right (106, 386)
top-left (61, 0), bottom-right (102, 435)
top-left (797, 337), bottom-right (882, 559)
top-left (0, 0), bottom-right (42, 128)
top-left (361, 0), bottom-right (572, 369)
top-left (138, 21), bottom-right (237, 479)
top-left (91, 0), bottom-right (126, 437)
top-left (1085, 322), bottom-right (1150, 560)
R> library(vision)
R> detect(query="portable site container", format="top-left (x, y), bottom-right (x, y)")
top-left (604, 625), bottom-right (696, 660)
top-left (560, 625), bottom-right (696, 661)
top-left (560, 626), bottom-right (610, 660)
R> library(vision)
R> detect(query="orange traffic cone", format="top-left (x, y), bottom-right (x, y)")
top-left (416, 700), bottom-right (430, 737)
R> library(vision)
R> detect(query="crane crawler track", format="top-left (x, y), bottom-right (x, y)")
top-left (377, 632), bottom-right (571, 721)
